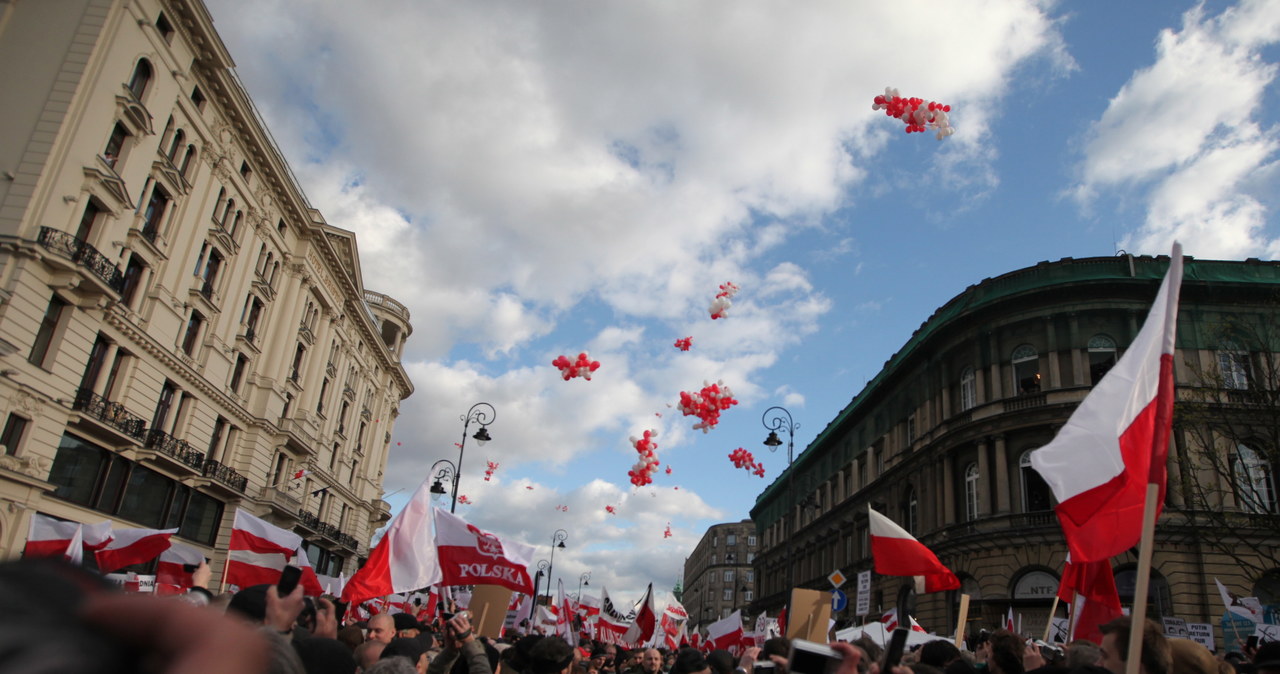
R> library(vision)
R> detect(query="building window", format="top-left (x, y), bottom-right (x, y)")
top-left (155, 12), bottom-right (175, 42)
top-left (964, 462), bottom-right (980, 521)
top-left (180, 144), bottom-right (197, 177)
top-left (207, 417), bottom-right (226, 459)
top-left (747, 535), bottom-right (757, 547)
top-left (240, 161), bottom-right (252, 179)
top-left (103, 123), bottom-right (130, 169)
top-left (126, 59), bottom-right (153, 100)
top-left (905, 485), bottom-right (918, 534)
top-left (1012, 344), bottom-right (1040, 394)
top-left (960, 366), bottom-right (977, 411)
top-left (747, 552), bottom-right (755, 563)
top-left (181, 311), bottom-right (204, 356)
top-left (75, 199), bottom-right (103, 243)
top-left (29, 294), bottom-right (69, 368)
top-left (726, 533), bottom-right (737, 546)
top-left (230, 354), bottom-right (249, 394)
top-left (906, 415), bottom-right (916, 445)
top-left (121, 255), bottom-right (146, 308)
top-left (1, 414), bottom-right (29, 455)
top-left (1088, 334), bottom-right (1118, 385)
top-left (1219, 348), bottom-right (1251, 390)
top-left (190, 86), bottom-right (206, 110)
top-left (1233, 443), bottom-right (1276, 514)
top-left (725, 552), bottom-right (736, 564)
top-left (242, 296), bottom-right (263, 342)
top-left (290, 344), bottom-right (306, 382)
top-left (152, 380), bottom-right (176, 431)
top-left (166, 129), bottom-right (185, 161)
top-left (723, 569), bottom-right (734, 582)
top-left (1020, 450), bottom-right (1053, 512)
top-left (746, 570), bottom-right (755, 583)
top-left (142, 184), bottom-right (170, 239)
top-left (317, 378), bottom-right (329, 416)
top-left (200, 249), bottom-right (223, 298)
top-left (723, 588), bottom-right (733, 601)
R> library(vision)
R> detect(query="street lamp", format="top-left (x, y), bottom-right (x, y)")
top-left (545, 529), bottom-right (568, 605)
top-left (429, 459), bottom-right (457, 505)
top-left (762, 406), bottom-right (799, 595)
top-left (578, 571), bottom-right (591, 600)
top-left (434, 402), bottom-right (495, 513)
top-left (534, 559), bottom-right (551, 606)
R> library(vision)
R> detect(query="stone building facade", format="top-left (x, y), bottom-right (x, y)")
top-left (683, 519), bottom-right (760, 624)
top-left (749, 254), bottom-right (1280, 639)
top-left (0, 0), bottom-right (413, 579)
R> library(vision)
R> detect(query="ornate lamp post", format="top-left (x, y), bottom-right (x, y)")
top-left (762, 406), bottom-right (799, 593)
top-left (428, 402), bottom-right (495, 513)
top-left (578, 571), bottom-right (591, 599)
top-left (545, 529), bottom-right (568, 605)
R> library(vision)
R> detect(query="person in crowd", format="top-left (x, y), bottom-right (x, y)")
top-left (1254, 642), bottom-right (1280, 674)
top-left (669, 648), bottom-right (711, 674)
top-left (526, 636), bottom-right (580, 674)
top-left (1064, 641), bottom-right (1102, 671)
top-left (1097, 618), bottom-right (1169, 674)
top-left (368, 614), bottom-right (398, 644)
top-left (395, 613), bottom-right (427, 640)
top-left (382, 636), bottom-right (431, 673)
top-left (706, 649), bottom-right (735, 674)
top-left (1168, 639), bottom-right (1217, 674)
top-left (295, 636), bottom-right (359, 674)
top-left (981, 630), bottom-right (1026, 674)
top-left (427, 614), bottom-right (492, 674)
top-left (640, 649), bottom-right (665, 674)
top-left (356, 640), bottom-right (390, 672)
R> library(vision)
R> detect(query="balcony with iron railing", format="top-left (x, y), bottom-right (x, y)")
top-left (297, 508), bottom-right (361, 550)
top-left (72, 388), bottom-right (146, 441)
top-left (37, 227), bottom-right (126, 294)
top-left (202, 456), bottom-right (248, 492)
top-left (144, 428), bottom-right (206, 472)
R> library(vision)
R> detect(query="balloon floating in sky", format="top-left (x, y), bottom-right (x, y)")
top-left (555, 504), bottom-right (569, 512)
top-left (665, 465), bottom-right (673, 475)
top-left (552, 352), bottom-right (601, 381)
top-left (729, 447), bottom-right (767, 478)
top-left (663, 524), bottom-right (672, 539)
top-left (458, 494), bottom-right (473, 505)
top-left (605, 505), bottom-right (617, 515)
top-left (678, 380), bottom-right (739, 432)
top-left (872, 87), bottom-right (955, 140)
top-left (483, 461), bottom-right (499, 482)
top-left (627, 429), bottom-right (661, 486)
top-left (674, 336), bottom-right (693, 351)
top-left (709, 282), bottom-right (740, 320)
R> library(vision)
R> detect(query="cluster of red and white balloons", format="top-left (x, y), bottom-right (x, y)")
top-left (555, 504), bottom-right (569, 512)
top-left (663, 523), bottom-right (672, 539)
top-left (678, 380), bottom-right (739, 432)
top-left (673, 336), bottom-right (693, 351)
top-left (605, 505), bottom-right (617, 515)
top-left (728, 447), bottom-right (767, 478)
top-left (551, 352), bottom-right (601, 381)
top-left (709, 281), bottom-right (740, 320)
top-left (872, 87), bottom-right (955, 140)
top-left (458, 494), bottom-right (473, 505)
top-left (483, 461), bottom-right (499, 482)
top-left (627, 429), bottom-right (661, 486)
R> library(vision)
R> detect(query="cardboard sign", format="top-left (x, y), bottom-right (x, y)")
top-left (1162, 617), bottom-right (1189, 638)
top-left (786, 588), bottom-right (832, 642)
top-left (469, 585), bottom-right (514, 638)
top-left (1187, 623), bottom-right (1215, 651)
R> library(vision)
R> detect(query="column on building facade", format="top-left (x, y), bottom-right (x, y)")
top-left (994, 434), bottom-right (1010, 514)
top-left (1068, 313), bottom-right (1084, 386)
top-left (987, 334), bottom-right (1003, 400)
top-left (301, 310), bottom-right (336, 413)
top-left (977, 437), bottom-right (991, 517)
top-left (919, 460), bottom-right (935, 531)
top-left (265, 273), bottom-right (307, 382)
top-left (851, 457), bottom-right (860, 494)
top-left (1045, 316), bottom-right (1061, 389)
top-left (942, 454), bottom-right (955, 524)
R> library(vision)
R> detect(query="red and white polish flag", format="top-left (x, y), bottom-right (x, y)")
top-left (156, 540), bottom-right (206, 594)
top-left (623, 582), bottom-right (657, 647)
top-left (433, 507), bottom-right (535, 594)
top-left (1030, 243), bottom-right (1182, 563)
top-left (706, 609), bottom-right (745, 654)
top-left (868, 506), bottom-right (960, 593)
top-left (227, 509), bottom-right (300, 589)
top-left (96, 526), bottom-right (177, 573)
top-left (880, 607), bottom-right (899, 631)
top-left (24, 514), bottom-right (113, 559)
top-left (1057, 556), bottom-right (1121, 644)
top-left (341, 477), bottom-right (442, 604)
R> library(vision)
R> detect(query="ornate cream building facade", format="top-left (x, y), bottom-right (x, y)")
top-left (0, 0), bottom-right (413, 579)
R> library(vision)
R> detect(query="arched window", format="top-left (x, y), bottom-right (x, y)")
top-left (1012, 344), bottom-right (1040, 394)
top-left (1088, 334), bottom-right (1117, 385)
top-left (213, 188), bottom-right (226, 221)
top-left (256, 245), bottom-right (268, 274)
top-left (167, 129), bottom-right (185, 161)
top-left (1020, 450), bottom-right (1052, 512)
top-left (221, 198), bottom-right (235, 227)
top-left (231, 210), bottom-right (243, 237)
top-left (127, 59), bottom-right (153, 99)
top-left (960, 366), bottom-right (977, 411)
top-left (180, 144), bottom-right (197, 176)
top-left (1219, 341), bottom-right (1251, 390)
top-left (964, 463), bottom-right (979, 521)
top-left (1233, 443), bottom-right (1276, 514)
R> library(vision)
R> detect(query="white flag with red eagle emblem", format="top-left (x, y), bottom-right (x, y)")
top-left (433, 507), bottom-right (536, 594)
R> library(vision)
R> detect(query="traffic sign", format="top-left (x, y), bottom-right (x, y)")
top-left (828, 570), bottom-right (847, 589)
top-left (831, 589), bottom-right (848, 612)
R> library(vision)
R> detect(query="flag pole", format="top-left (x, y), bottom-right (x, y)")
top-left (1043, 595), bottom-right (1060, 642)
top-left (1066, 591), bottom-right (1079, 642)
top-left (954, 594), bottom-right (970, 648)
top-left (1124, 483), bottom-right (1161, 674)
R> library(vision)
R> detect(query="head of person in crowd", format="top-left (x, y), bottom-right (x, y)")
top-left (1255, 642), bottom-right (1280, 674)
top-left (529, 636), bottom-right (579, 674)
top-left (920, 641), bottom-right (962, 669)
top-left (762, 638), bottom-right (791, 661)
top-left (706, 649), bottom-right (735, 674)
top-left (1065, 641), bottom-right (1103, 670)
top-left (339, 624), bottom-right (367, 651)
top-left (641, 648), bottom-right (664, 674)
top-left (591, 647), bottom-right (611, 673)
top-left (669, 648), bottom-right (710, 674)
top-left (851, 637), bottom-right (882, 667)
top-left (1098, 618), bottom-right (1170, 674)
top-left (368, 614), bottom-right (398, 644)
top-left (985, 630), bottom-right (1026, 674)
top-left (295, 637), bottom-right (358, 674)
top-left (394, 613), bottom-right (426, 639)
top-left (1168, 639), bottom-right (1217, 674)
top-left (382, 636), bottom-right (430, 674)
top-left (365, 658), bottom-right (420, 674)
top-left (623, 649), bottom-right (643, 671)
top-left (356, 640), bottom-right (389, 672)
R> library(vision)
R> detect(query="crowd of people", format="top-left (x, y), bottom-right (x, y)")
top-left (1, 557), bottom-right (1277, 674)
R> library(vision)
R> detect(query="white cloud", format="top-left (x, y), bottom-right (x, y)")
top-left (1072, 0), bottom-right (1280, 258)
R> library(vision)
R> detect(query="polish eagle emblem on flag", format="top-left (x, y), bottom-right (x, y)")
top-left (467, 524), bottom-right (505, 558)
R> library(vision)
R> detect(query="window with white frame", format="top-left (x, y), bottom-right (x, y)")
top-left (1019, 450), bottom-right (1052, 512)
top-left (964, 462), bottom-right (980, 521)
top-left (723, 570), bottom-right (734, 582)
top-left (1088, 334), bottom-right (1118, 385)
top-left (1012, 345), bottom-right (1040, 394)
top-left (960, 367), bottom-right (977, 411)
top-left (1233, 443), bottom-right (1276, 514)
top-left (1219, 347), bottom-right (1251, 390)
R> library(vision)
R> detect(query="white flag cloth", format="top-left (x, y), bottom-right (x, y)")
top-left (341, 476), bottom-right (442, 603)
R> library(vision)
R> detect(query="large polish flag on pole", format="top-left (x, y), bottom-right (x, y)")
top-left (1031, 244), bottom-right (1183, 563)
top-left (433, 507), bottom-right (535, 594)
top-left (227, 509), bottom-right (300, 589)
top-left (95, 527), bottom-right (178, 573)
top-left (623, 583), bottom-right (658, 647)
top-left (1057, 555), bottom-right (1121, 644)
top-left (868, 506), bottom-right (959, 593)
top-left (342, 476), bottom-right (442, 604)
top-left (24, 514), bottom-right (113, 558)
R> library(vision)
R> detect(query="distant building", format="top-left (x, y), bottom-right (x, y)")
top-left (750, 254), bottom-right (1280, 636)
top-left (683, 519), bottom-right (760, 624)
top-left (0, 0), bottom-right (413, 578)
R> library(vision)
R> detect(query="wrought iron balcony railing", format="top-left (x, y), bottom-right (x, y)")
top-left (73, 388), bottom-right (146, 440)
top-left (38, 227), bottom-right (126, 294)
top-left (296, 508), bottom-right (361, 549)
top-left (201, 456), bottom-right (248, 492)
top-left (144, 428), bottom-right (205, 471)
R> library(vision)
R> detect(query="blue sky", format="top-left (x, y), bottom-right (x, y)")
top-left (205, 0), bottom-right (1280, 605)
